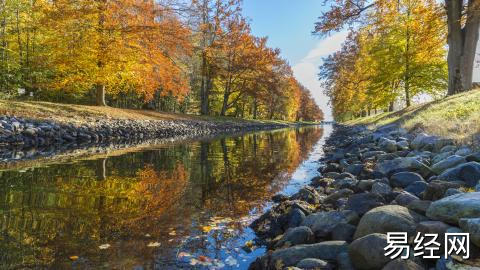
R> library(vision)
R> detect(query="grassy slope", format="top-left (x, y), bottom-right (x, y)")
top-left (345, 89), bottom-right (480, 143)
top-left (0, 100), bottom-right (311, 125)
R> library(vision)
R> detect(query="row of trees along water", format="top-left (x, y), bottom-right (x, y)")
top-left (317, 0), bottom-right (480, 121)
top-left (0, 0), bottom-right (323, 122)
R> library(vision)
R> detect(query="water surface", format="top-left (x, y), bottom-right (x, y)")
top-left (0, 126), bottom-right (330, 269)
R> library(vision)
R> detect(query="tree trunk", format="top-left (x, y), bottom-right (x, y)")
top-left (446, 0), bottom-right (480, 95)
top-left (253, 96), bottom-right (258, 119)
top-left (389, 101), bottom-right (394, 112)
top-left (461, 0), bottom-right (480, 91)
top-left (96, 84), bottom-right (106, 106)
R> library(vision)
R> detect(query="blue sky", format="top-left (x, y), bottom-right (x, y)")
top-left (243, 0), bottom-right (480, 120)
top-left (242, 0), bottom-right (344, 120)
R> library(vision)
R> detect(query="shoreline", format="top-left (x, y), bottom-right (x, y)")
top-left (0, 114), bottom-right (318, 166)
top-left (248, 123), bottom-right (480, 269)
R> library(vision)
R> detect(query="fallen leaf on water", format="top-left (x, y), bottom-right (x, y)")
top-left (198, 255), bottom-right (211, 262)
top-left (147, 242), bottom-right (160, 247)
top-left (244, 240), bottom-right (254, 248)
top-left (98, 244), bottom-right (111, 250)
top-left (69, 256), bottom-right (79, 261)
top-left (178, 252), bottom-right (191, 258)
top-left (201, 226), bottom-right (213, 233)
top-left (145, 234), bottom-right (151, 237)
top-left (168, 231), bottom-right (176, 236)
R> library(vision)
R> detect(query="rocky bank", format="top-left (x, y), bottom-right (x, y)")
top-left (249, 124), bottom-right (480, 270)
top-left (0, 115), bottom-right (290, 162)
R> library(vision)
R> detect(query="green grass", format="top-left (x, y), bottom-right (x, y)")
top-left (345, 89), bottom-right (480, 143)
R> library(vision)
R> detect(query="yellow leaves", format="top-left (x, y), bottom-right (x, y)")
top-left (147, 242), bottom-right (161, 248)
top-left (69, 256), bottom-right (79, 261)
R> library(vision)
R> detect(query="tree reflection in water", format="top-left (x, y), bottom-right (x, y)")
top-left (0, 127), bottom-right (323, 269)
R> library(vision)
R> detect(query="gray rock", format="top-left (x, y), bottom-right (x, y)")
top-left (346, 164), bottom-right (364, 176)
top-left (363, 151), bottom-right (386, 159)
top-left (275, 226), bottom-right (314, 248)
top-left (440, 145), bottom-right (457, 153)
top-left (390, 172), bottom-right (424, 188)
top-left (354, 205), bottom-right (428, 239)
top-left (331, 223), bottom-right (356, 242)
top-left (416, 220), bottom-right (451, 236)
top-left (324, 189), bottom-right (354, 204)
top-left (357, 180), bottom-right (376, 191)
top-left (466, 152), bottom-right (480, 163)
top-left (349, 233), bottom-right (391, 270)
top-left (395, 191), bottom-right (419, 206)
top-left (345, 193), bottom-right (385, 216)
top-left (426, 192), bottom-right (480, 224)
top-left (458, 218), bottom-right (480, 247)
top-left (437, 162), bottom-right (480, 187)
top-left (291, 187), bottom-right (323, 205)
top-left (371, 182), bottom-right (392, 196)
top-left (296, 258), bottom-right (333, 270)
top-left (375, 157), bottom-right (432, 177)
top-left (379, 137), bottom-right (397, 153)
top-left (332, 178), bottom-right (358, 190)
top-left (431, 155), bottom-right (467, 174)
top-left (287, 208), bottom-right (307, 229)
top-left (455, 147), bottom-right (473, 156)
top-left (405, 181), bottom-right (428, 197)
top-left (336, 252), bottom-right (355, 270)
top-left (396, 140), bottom-right (409, 151)
top-left (407, 200), bottom-right (432, 215)
top-left (423, 181), bottom-right (464, 201)
top-left (382, 259), bottom-right (424, 270)
top-left (301, 210), bottom-right (358, 238)
top-left (268, 241), bottom-right (348, 267)
top-left (432, 151), bottom-right (454, 165)
top-left (444, 188), bottom-right (464, 197)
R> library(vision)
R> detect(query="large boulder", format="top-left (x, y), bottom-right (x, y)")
top-left (301, 210), bottom-right (358, 238)
top-left (426, 192), bottom-right (480, 224)
top-left (348, 233), bottom-right (390, 270)
top-left (275, 226), bottom-right (314, 248)
top-left (345, 193), bottom-right (385, 216)
top-left (354, 205), bottom-right (428, 239)
top-left (375, 157), bottom-right (432, 177)
top-left (390, 172), bottom-right (424, 188)
top-left (407, 200), bottom-right (432, 215)
top-left (431, 155), bottom-right (466, 175)
top-left (437, 162), bottom-right (480, 187)
top-left (324, 189), bottom-right (354, 204)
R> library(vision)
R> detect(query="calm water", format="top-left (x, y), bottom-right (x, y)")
top-left (0, 126), bottom-right (331, 269)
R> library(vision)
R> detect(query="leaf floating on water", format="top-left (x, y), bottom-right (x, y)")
top-left (177, 252), bottom-right (191, 258)
top-left (244, 240), bottom-right (254, 248)
top-left (98, 244), bottom-right (111, 250)
top-left (147, 242), bottom-right (161, 247)
top-left (198, 255), bottom-right (210, 262)
top-left (201, 225), bottom-right (213, 233)
top-left (168, 231), bottom-right (176, 236)
top-left (190, 258), bottom-right (199, 266)
top-left (69, 256), bottom-right (79, 261)
top-left (145, 234), bottom-right (151, 237)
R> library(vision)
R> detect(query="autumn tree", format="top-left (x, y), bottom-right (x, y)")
top-left (40, 0), bottom-right (191, 106)
top-left (314, 0), bottom-right (479, 95)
